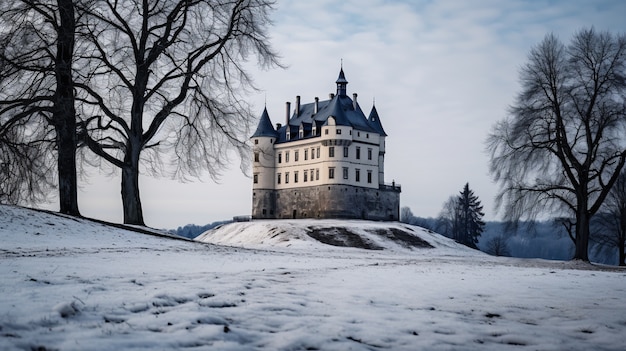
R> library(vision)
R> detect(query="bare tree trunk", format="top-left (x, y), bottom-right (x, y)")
top-left (54, 0), bottom-right (80, 216)
top-left (574, 192), bottom-right (590, 261)
top-left (121, 139), bottom-right (144, 225)
top-left (617, 219), bottom-right (626, 266)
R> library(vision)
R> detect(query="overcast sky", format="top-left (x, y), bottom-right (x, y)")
top-left (59, 0), bottom-right (626, 229)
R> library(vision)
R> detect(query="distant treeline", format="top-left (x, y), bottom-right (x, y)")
top-left (169, 220), bottom-right (232, 239)
top-left (404, 217), bottom-right (617, 265)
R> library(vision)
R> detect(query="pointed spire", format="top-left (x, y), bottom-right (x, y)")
top-left (251, 106), bottom-right (278, 138)
top-left (336, 64), bottom-right (348, 96)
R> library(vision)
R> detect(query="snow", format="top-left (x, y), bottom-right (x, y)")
top-left (1, 205), bottom-right (625, 350)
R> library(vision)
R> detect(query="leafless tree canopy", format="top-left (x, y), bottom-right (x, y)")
top-left (484, 236), bottom-right (511, 257)
top-left (73, 0), bottom-right (280, 224)
top-left (487, 28), bottom-right (626, 261)
top-left (0, 1), bottom-right (69, 207)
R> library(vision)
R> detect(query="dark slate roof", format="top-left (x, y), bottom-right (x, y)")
top-left (336, 68), bottom-right (348, 84)
top-left (251, 106), bottom-right (277, 138)
top-left (368, 105), bottom-right (387, 136)
top-left (275, 94), bottom-right (382, 143)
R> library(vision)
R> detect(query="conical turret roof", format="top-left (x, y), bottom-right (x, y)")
top-left (251, 107), bottom-right (277, 138)
top-left (368, 105), bottom-right (387, 136)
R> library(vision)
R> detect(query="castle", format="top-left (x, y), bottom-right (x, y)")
top-left (251, 68), bottom-right (401, 220)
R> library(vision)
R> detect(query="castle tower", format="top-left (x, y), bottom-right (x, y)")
top-left (251, 107), bottom-right (278, 218)
top-left (368, 105), bottom-right (387, 185)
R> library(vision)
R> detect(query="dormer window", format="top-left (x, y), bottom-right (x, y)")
top-left (312, 125), bottom-right (317, 136)
top-left (286, 129), bottom-right (290, 141)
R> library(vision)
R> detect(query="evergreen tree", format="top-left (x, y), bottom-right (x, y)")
top-left (436, 183), bottom-right (485, 248)
top-left (457, 183), bottom-right (485, 248)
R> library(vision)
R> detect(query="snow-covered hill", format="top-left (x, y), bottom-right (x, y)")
top-left (195, 219), bottom-right (480, 255)
top-left (1, 204), bottom-right (625, 351)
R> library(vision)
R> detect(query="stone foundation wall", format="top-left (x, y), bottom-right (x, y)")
top-left (252, 184), bottom-right (400, 221)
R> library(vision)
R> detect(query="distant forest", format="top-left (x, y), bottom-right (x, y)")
top-left (169, 221), bottom-right (231, 240)
top-left (406, 217), bottom-right (617, 265)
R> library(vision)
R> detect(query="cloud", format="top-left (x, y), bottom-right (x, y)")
top-left (73, 0), bottom-right (626, 227)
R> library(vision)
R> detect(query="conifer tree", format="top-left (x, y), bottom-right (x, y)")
top-left (437, 183), bottom-right (485, 249)
top-left (457, 183), bottom-right (485, 248)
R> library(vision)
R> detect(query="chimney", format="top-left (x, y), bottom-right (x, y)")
top-left (295, 95), bottom-right (300, 116)
top-left (285, 101), bottom-right (291, 125)
top-left (353, 93), bottom-right (358, 110)
top-left (329, 93), bottom-right (335, 99)
top-left (314, 97), bottom-right (319, 114)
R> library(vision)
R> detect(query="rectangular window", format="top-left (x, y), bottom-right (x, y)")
top-left (294, 150), bottom-right (299, 162)
top-left (253, 174), bottom-right (258, 184)
top-left (355, 168), bottom-right (360, 182)
top-left (367, 170), bottom-right (372, 183)
top-left (311, 147), bottom-right (315, 159)
top-left (310, 169), bottom-right (315, 182)
top-left (343, 167), bottom-right (349, 179)
top-left (317, 147), bottom-right (320, 158)
top-left (325, 129), bottom-right (329, 135)
top-left (254, 139), bottom-right (258, 144)
top-left (337, 129), bottom-right (342, 135)
top-left (277, 173), bottom-right (281, 184)
top-left (356, 147), bottom-right (361, 160)
top-left (285, 172), bottom-right (289, 184)
top-left (278, 153), bottom-right (282, 163)
top-left (254, 152), bottom-right (259, 162)
top-left (304, 170), bottom-right (308, 182)
top-left (343, 146), bottom-right (349, 158)
top-left (329, 167), bottom-right (335, 179)
top-left (285, 151), bottom-right (290, 163)
top-left (316, 168), bottom-right (319, 180)
top-left (304, 149), bottom-right (308, 160)
top-left (368, 148), bottom-right (372, 160)
top-left (329, 146), bottom-right (335, 158)
top-left (294, 171), bottom-right (299, 183)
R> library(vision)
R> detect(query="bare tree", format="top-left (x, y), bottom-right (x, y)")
top-left (487, 28), bottom-right (626, 262)
top-left (436, 195), bottom-right (460, 239)
top-left (0, 0), bottom-right (80, 215)
top-left (0, 125), bottom-right (54, 205)
top-left (592, 171), bottom-right (626, 265)
top-left (484, 236), bottom-right (511, 257)
top-left (76, 0), bottom-right (280, 225)
top-left (400, 206), bottom-right (414, 224)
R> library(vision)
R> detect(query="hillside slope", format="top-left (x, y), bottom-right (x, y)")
top-left (195, 219), bottom-right (480, 255)
top-left (1, 205), bottom-right (625, 351)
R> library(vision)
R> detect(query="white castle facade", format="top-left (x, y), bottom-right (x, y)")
top-left (251, 68), bottom-right (400, 220)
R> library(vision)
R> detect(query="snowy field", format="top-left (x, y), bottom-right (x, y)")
top-left (1, 205), bottom-right (625, 350)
